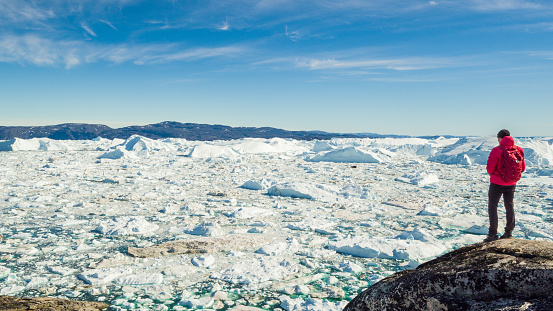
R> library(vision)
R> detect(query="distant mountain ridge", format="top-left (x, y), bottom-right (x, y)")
top-left (0, 121), bottom-right (372, 141)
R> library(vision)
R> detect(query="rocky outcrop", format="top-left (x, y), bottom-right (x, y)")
top-left (344, 239), bottom-right (553, 311)
top-left (0, 295), bottom-right (109, 311)
top-left (127, 234), bottom-right (270, 257)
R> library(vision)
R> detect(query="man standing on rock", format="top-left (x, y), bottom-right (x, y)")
top-left (484, 129), bottom-right (525, 242)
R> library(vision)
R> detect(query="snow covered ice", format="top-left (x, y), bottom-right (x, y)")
top-left (1, 135), bottom-right (553, 310)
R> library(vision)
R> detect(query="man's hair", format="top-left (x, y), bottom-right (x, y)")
top-left (497, 129), bottom-right (510, 138)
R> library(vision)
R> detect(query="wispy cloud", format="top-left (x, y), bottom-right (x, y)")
top-left (0, 33), bottom-right (250, 68)
top-left (133, 46), bottom-right (249, 64)
top-left (295, 57), bottom-right (455, 71)
top-left (0, 0), bottom-right (55, 24)
top-left (467, 0), bottom-right (542, 11)
top-left (99, 19), bottom-right (119, 31)
top-left (217, 19), bottom-right (230, 31)
top-left (81, 22), bottom-right (98, 37)
top-left (285, 25), bottom-right (305, 41)
top-left (526, 51), bottom-right (553, 60)
top-left (0, 34), bottom-right (65, 66)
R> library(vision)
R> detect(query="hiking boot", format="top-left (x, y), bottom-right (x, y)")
top-left (500, 233), bottom-right (512, 239)
top-left (483, 235), bottom-right (499, 243)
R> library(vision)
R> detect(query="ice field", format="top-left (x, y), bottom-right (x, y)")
top-left (1, 135), bottom-right (553, 310)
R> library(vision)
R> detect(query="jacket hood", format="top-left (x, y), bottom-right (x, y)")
top-left (500, 136), bottom-right (515, 147)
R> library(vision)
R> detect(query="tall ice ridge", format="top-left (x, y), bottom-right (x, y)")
top-left (1, 134), bottom-right (553, 310)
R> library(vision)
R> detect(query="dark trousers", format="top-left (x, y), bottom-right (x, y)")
top-left (488, 183), bottom-right (516, 236)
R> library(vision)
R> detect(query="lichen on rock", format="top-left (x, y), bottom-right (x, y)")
top-left (344, 239), bottom-right (553, 311)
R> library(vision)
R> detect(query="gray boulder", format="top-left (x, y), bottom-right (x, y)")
top-left (344, 239), bottom-right (553, 311)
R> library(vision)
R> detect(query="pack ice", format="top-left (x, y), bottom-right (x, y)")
top-left (1, 135), bottom-right (552, 310)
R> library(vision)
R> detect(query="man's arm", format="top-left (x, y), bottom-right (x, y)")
top-left (487, 148), bottom-right (499, 175)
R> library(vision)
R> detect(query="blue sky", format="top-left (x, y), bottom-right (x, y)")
top-left (1, 0), bottom-right (552, 136)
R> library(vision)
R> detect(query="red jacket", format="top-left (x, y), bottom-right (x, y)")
top-left (486, 136), bottom-right (525, 185)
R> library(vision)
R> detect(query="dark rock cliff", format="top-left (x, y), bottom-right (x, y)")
top-left (344, 239), bottom-right (553, 311)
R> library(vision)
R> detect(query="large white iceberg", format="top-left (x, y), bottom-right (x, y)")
top-left (0, 138), bottom-right (71, 151)
top-left (188, 144), bottom-right (239, 158)
top-left (307, 147), bottom-right (385, 163)
top-left (267, 182), bottom-right (341, 203)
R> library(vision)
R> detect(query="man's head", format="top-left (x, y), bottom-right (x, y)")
top-left (497, 129), bottom-right (510, 144)
top-left (497, 129), bottom-right (510, 139)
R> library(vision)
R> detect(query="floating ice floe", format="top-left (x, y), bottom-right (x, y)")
top-left (0, 266), bottom-right (10, 278)
top-left (267, 182), bottom-right (374, 203)
top-left (306, 146), bottom-right (385, 163)
top-left (462, 225), bottom-right (489, 235)
top-left (396, 172), bottom-right (439, 187)
top-left (328, 229), bottom-right (450, 261)
top-left (333, 261), bottom-right (363, 273)
top-left (267, 182), bottom-right (341, 203)
top-left (210, 256), bottom-right (298, 286)
top-left (285, 217), bottom-right (336, 232)
top-left (297, 248), bottom-right (337, 259)
top-left (183, 221), bottom-right (224, 237)
top-left (47, 266), bottom-right (77, 276)
top-left (417, 204), bottom-right (446, 216)
top-left (191, 255), bottom-right (215, 268)
top-left (178, 297), bottom-right (215, 309)
top-left (25, 277), bottom-right (49, 288)
top-left (188, 144), bottom-right (239, 158)
top-left (279, 296), bottom-right (348, 311)
top-left (438, 214), bottom-right (487, 231)
top-left (240, 179), bottom-right (276, 191)
top-left (224, 206), bottom-right (274, 219)
top-left (78, 267), bottom-right (133, 285)
top-left (94, 216), bottom-right (159, 235)
top-left (98, 147), bottom-right (138, 160)
top-left (114, 273), bottom-right (164, 285)
top-left (256, 238), bottom-right (299, 256)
